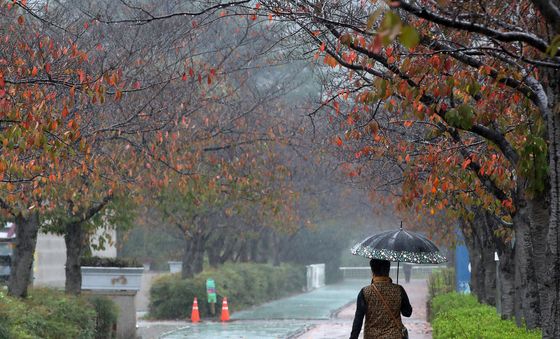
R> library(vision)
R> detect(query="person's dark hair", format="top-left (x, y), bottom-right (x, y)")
top-left (370, 259), bottom-right (391, 276)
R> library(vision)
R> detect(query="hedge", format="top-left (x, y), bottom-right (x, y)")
top-left (81, 256), bottom-right (142, 268)
top-left (431, 293), bottom-right (541, 339)
top-left (0, 289), bottom-right (117, 339)
top-left (428, 267), bottom-right (455, 300)
top-left (149, 262), bottom-right (305, 319)
top-left (88, 296), bottom-right (118, 339)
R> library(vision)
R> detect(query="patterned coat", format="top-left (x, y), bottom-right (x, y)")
top-left (350, 277), bottom-right (412, 339)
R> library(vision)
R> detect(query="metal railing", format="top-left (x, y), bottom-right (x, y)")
top-left (340, 264), bottom-right (448, 281)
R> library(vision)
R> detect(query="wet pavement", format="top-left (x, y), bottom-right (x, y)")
top-left (297, 279), bottom-right (432, 339)
top-left (232, 280), bottom-right (364, 320)
top-left (160, 321), bottom-right (309, 339)
top-left (141, 279), bottom-right (432, 339)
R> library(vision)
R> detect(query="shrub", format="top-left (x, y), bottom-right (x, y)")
top-left (88, 296), bottom-right (118, 339)
top-left (431, 292), bottom-right (481, 317)
top-left (81, 256), bottom-right (142, 267)
top-left (428, 267), bottom-right (455, 300)
top-left (427, 267), bottom-right (455, 321)
top-left (431, 293), bottom-right (541, 339)
top-left (0, 288), bottom-right (119, 339)
top-left (149, 263), bottom-right (305, 319)
top-left (0, 289), bottom-right (97, 339)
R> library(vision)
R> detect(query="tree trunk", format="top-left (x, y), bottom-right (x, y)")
top-left (460, 218), bottom-right (483, 301)
top-left (182, 238), bottom-right (196, 279)
top-left (193, 234), bottom-right (205, 274)
top-left (481, 245), bottom-right (497, 306)
top-left (512, 203), bottom-right (540, 329)
top-left (239, 240), bottom-right (250, 263)
top-left (469, 240), bottom-right (483, 300)
top-left (527, 197), bottom-right (550, 331)
top-left (181, 233), bottom-right (205, 279)
top-left (480, 212), bottom-right (497, 306)
top-left (462, 210), bottom-right (497, 306)
top-left (271, 232), bottom-right (281, 267)
top-left (8, 212), bottom-right (40, 298)
top-left (251, 238), bottom-right (268, 263)
top-left (543, 67), bottom-right (560, 338)
top-left (64, 221), bottom-right (87, 294)
top-left (497, 245), bottom-right (515, 319)
top-left (218, 237), bottom-right (238, 264)
top-left (208, 235), bottom-right (224, 268)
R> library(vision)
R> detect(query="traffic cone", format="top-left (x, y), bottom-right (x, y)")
top-left (220, 297), bottom-right (230, 322)
top-left (191, 297), bottom-right (200, 323)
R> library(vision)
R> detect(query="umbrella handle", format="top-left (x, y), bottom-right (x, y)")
top-left (396, 261), bottom-right (399, 284)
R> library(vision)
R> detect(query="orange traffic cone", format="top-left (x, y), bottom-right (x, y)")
top-left (220, 297), bottom-right (230, 322)
top-left (191, 297), bottom-right (200, 323)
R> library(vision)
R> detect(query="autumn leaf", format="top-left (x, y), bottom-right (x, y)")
top-left (399, 25), bottom-right (420, 49)
top-left (335, 136), bottom-right (343, 146)
top-left (77, 69), bottom-right (86, 83)
top-left (324, 55), bottom-right (338, 68)
top-left (333, 101), bottom-right (340, 115)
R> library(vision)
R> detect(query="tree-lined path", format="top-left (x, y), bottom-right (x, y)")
top-left (138, 279), bottom-right (431, 338)
top-left (2, 0), bottom-right (559, 337)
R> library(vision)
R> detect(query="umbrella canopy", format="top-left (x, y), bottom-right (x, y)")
top-left (351, 228), bottom-right (447, 264)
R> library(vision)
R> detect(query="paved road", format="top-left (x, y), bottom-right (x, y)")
top-left (139, 279), bottom-right (432, 339)
top-left (297, 279), bottom-right (432, 339)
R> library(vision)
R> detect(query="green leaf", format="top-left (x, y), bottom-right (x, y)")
top-left (546, 35), bottom-right (560, 57)
top-left (444, 109), bottom-right (459, 126)
top-left (445, 105), bottom-right (474, 129)
top-left (381, 11), bottom-right (402, 46)
top-left (466, 81), bottom-right (481, 96)
top-left (367, 8), bottom-right (384, 30)
top-left (456, 104), bottom-right (474, 129)
top-left (399, 25), bottom-right (420, 49)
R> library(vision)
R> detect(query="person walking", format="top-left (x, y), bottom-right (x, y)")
top-left (403, 263), bottom-right (412, 283)
top-left (350, 259), bottom-right (412, 339)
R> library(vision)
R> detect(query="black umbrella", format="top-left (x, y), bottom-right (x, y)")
top-left (351, 224), bottom-right (447, 282)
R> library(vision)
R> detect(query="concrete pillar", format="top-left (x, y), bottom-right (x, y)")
top-left (84, 290), bottom-right (138, 339)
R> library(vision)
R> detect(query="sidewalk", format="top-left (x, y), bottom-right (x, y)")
top-left (297, 279), bottom-right (432, 339)
top-left (138, 279), bottom-right (431, 338)
top-left (149, 280), bottom-right (363, 339)
top-left (232, 280), bottom-right (364, 320)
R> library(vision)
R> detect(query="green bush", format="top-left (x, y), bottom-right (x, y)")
top-left (428, 268), bottom-right (455, 300)
top-left (431, 293), bottom-right (541, 339)
top-left (88, 296), bottom-right (118, 339)
top-left (149, 262), bottom-right (305, 319)
top-left (0, 288), bottom-right (119, 339)
top-left (81, 256), bottom-right (142, 267)
top-left (0, 289), bottom-right (96, 339)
